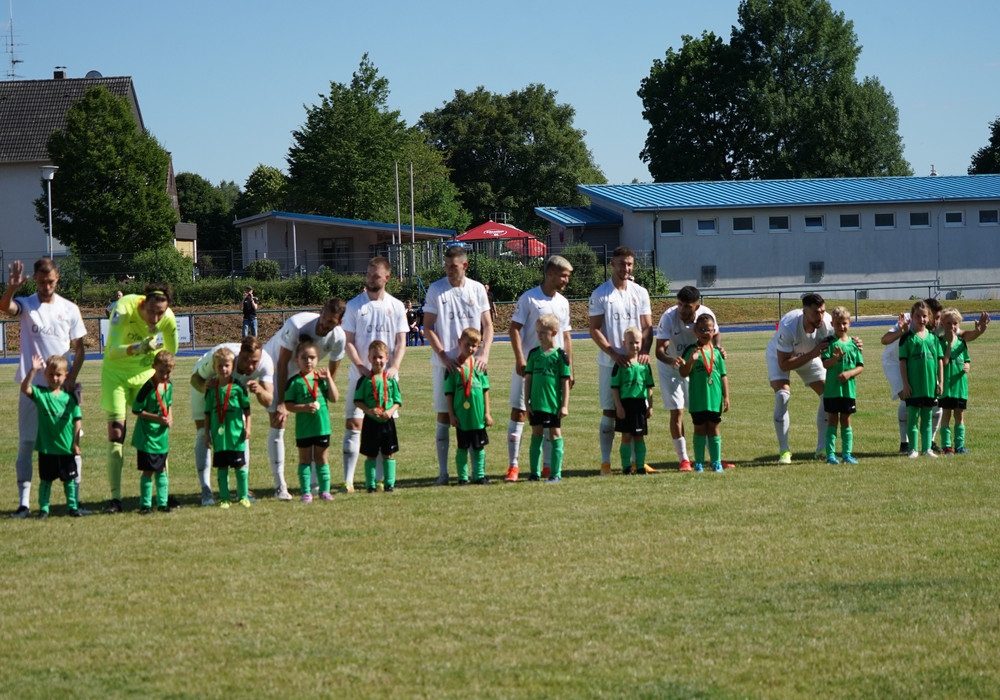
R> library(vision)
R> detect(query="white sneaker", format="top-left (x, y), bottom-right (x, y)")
top-left (908, 450), bottom-right (919, 459)
top-left (921, 450), bottom-right (938, 458)
top-left (275, 489), bottom-right (293, 501)
top-left (778, 451), bottom-right (792, 465)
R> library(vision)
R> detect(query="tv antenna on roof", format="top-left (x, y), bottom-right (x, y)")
top-left (3, 0), bottom-right (24, 79)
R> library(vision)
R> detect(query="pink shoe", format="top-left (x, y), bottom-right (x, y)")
top-left (679, 460), bottom-right (693, 472)
top-left (301, 493), bottom-right (313, 503)
top-left (320, 492), bottom-right (334, 501)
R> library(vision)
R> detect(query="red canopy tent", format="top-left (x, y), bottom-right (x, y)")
top-left (456, 221), bottom-right (547, 257)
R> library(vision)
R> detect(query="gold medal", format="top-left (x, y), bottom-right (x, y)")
top-left (463, 401), bottom-right (471, 409)
top-left (217, 426), bottom-right (224, 436)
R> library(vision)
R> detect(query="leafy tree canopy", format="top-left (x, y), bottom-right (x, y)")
top-left (235, 164), bottom-right (289, 219)
top-left (419, 84), bottom-right (606, 236)
top-left (176, 172), bottom-right (240, 251)
top-left (639, 0), bottom-right (911, 181)
top-left (36, 85), bottom-right (178, 259)
top-left (969, 116), bottom-right (1000, 175)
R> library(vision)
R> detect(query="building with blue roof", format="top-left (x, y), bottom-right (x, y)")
top-left (535, 175), bottom-right (1000, 298)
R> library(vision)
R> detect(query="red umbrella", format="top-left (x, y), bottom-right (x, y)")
top-left (457, 221), bottom-right (547, 257)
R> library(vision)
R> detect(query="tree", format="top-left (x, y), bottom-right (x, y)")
top-left (969, 116), bottom-right (1000, 175)
top-left (639, 0), bottom-right (911, 181)
top-left (419, 84), bottom-right (606, 236)
top-left (235, 164), bottom-right (289, 219)
top-left (176, 172), bottom-right (240, 251)
top-left (35, 85), bottom-right (178, 260)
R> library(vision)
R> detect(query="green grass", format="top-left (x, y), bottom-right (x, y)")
top-left (2, 326), bottom-right (1000, 699)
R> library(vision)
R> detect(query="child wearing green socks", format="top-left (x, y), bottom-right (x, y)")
top-left (284, 339), bottom-right (337, 502)
top-left (611, 326), bottom-right (655, 476)
top-left (132, 351), bottom-right (175, 513)
top-left (204, 347), bottom-right (253, 508)
top-left (680, 316), bottom-right (730, 472)
top-left (353, 340), bottom-right (401, 493)
top-left (821, 307), bottom-right (864, 464)
top-left (524, 314), bottom-right (571, 483)
top-left (444, 328), bottom-right (494, 485)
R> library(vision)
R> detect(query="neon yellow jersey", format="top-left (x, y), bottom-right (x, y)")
top-left (102, 294), bottom-right (179, 385)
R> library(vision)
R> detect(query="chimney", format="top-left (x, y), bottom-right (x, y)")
top-left (53, 69), bottom-right (66, 80)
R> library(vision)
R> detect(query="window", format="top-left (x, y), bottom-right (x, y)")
top-left (321, 237), bottom-right (353, 272)
top-left (944, 211), bottom-right (964, 226)
top-left (660, 218), bottom-right (682, 235)
top-left (909, 212), bottom-right (930, 228)
top-left (768, 215), bottom-right (790, 232)
top-left (804, 215), bottom-right (825, 231)
top-left (979, 209), bottom-right (999, 225)
top-left (697, 218), bottom-right (718, 234)
top-left (701, 265), bottom-right (717, 286)
top-left (839, 213), bottom-right (861, 230)
top-left (732, 216), bottom-right (754, 233)
top-left (809, 261), bottom-right (824, 282)
top-left (874, 212), bottom-right (895, 229)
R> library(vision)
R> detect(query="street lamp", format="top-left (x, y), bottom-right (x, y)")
top-left (40, 165), bottom-right (58, 258)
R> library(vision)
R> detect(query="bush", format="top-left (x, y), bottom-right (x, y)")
top-left (245, 258), bottom-right (281, 282)
top-left (131, 246), bottom-right (195, 287)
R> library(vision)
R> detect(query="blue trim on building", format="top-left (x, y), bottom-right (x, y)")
top-left (232, 210), bottom-right (455, 237)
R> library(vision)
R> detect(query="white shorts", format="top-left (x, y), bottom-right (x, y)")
top-left (345, 368), bottom-right (365, 420)
top-left (190, 387), bottom-right (207, 421)
top-left (881, 350), bottom-right (904, 400)
top-left (509, 370), bottom-right (527, 411)
top-left (767, 351), bottom-right (826, 386)
top-left (432, 365), bottom-right (450, 413)
top-left (657, 361), bottom-right (688, 410)
top-left (18, 391), bottom-right (38, 445)
top-left (599, 364), bottom-right (615, 411)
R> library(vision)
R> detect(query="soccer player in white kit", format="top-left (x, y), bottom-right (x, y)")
top-left (190, 336), bottom-right (275, 504)
top-left (422, 245), bottom-right (493, 486)
top-left (262, 299), bottom-right (346, 498)
top-left (506, 255), bottom-right (574, 482)
top-left (1, 258), bottom-right (87, 518)
top-left (341, 257), bottom-right (408, 491)
top-left (588, 247), bottom-right (653, 475)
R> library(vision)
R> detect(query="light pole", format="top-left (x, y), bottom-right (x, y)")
top-left (40, 165), bottom-right (58, 258)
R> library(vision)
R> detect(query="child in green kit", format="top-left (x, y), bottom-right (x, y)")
top-left (679, 315), bottom-right (730, 472)
top-left (821, 307), bottom-right (864, 464)
top-left (899, 300), bottom-right (944, 459)
top-left (524, 314), bottom-right (571, 482)
top-left (21, 354), bottom-right (83, 518)
top-left (132, 351), bottom-right (175, 513)
top-left (353, 340), bottom-right (401, 493)
top-left (203, 347), bottom-right (253, 508)
top-left (284, 339), bottom-right (337, 502)
top-left (938, 308), bottom-right (974, 455)
top-left (445, 327), bottom-right (493, 485)
top-left (611, 326), bottom-right (655, 475)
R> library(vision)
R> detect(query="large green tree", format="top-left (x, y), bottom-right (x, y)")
top-left (419, 84), bottom-right (606, 236)
top-left (235, 164), bottom-right (289, 219)
top-left (35, 85), bottom-right (178, 259)
top-left (639, 0), bottom-right (911, 181)
top-left (175, 172), bottom-right (240, 251)
top-left (969, 116), bottom-right (1000, 175)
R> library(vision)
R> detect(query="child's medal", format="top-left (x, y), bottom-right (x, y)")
top-left (371, 373), bottom-right (388, 413)
top-left (302, 371), bottom-right (319, 410)
top-left (460, 356), bottom-right (474, 409)
top-left (154, 382), bottom-right (168, 417)
top-left (699, 345), bottom-right (715, 385)
top-left (215, 381), bottom-right (233, 435)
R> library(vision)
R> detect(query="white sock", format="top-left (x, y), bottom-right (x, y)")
top-left (376, 454), bottom-right (384, 482)
top-left (268, 427), bottom-right (285, 491)
top-left (599, 415), bottom-right (616, 463)
top-left (507, 420), bottom-right (524, 467)
top-left (196, 428), bottom-right (213, 493)
top-left (816, 399), bottom-right (826, 453)
top-left (932, 405), bottom-right (943, 443)
top-left (673, 437), bottom-right (689, 462)
top-left (436, 421), bottom-right (450, 479)
top-left (897, 401), bottom-right (908, 441)
top-left (773, 390), bottom-right (791, 453)
top-left (74, 454), bottom-right (83, 496)
top-left (342, 429), bottom-right (361, 485)
top-left (15, 439), bottom-right (33, 508)
top-left (543, 427), bottom-right (552, 468)
top-left (18, 480), bottom-right (31, 510)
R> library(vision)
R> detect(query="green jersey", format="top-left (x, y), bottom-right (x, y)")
top-left (682, 344), bottom-right (727, 413)
top-left (30, 386), bottom-right (81, 456)
top-left (525, 347), bottom-right (571, 415)
top-left (899, 330), bottom-right (943, 399)
top-left (131, 378), bottom-right (173, 454)
top-left (941, 336), bottom-right (970, 400)
top-left (821, 337), bottom-right (864, 400)
top-left (204, 378), bottom-right (251, 452)
top-left (443, 361), bottom-right (490, 431)
top-left (353, 374), bottom-right (402, 423)
top-left (610, 361), bottom-right (654, 400)
top-left (285, 372), bottom-right (332, 440)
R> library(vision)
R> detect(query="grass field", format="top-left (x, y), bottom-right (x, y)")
top-left (2, 324), bottom-right (999, 699)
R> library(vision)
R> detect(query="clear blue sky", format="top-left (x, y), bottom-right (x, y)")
top-left (6, 0), bottom-right (998, 189)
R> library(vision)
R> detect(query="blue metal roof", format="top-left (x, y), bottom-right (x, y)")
top-left (578, 175), bottom-right (1000, 212)
top-left (534, 205), bottom-right (623, 227)
top-left (232, 211), bottom-right (455, 237)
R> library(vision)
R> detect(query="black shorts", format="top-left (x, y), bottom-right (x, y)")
top-left (296, 434), bottom-right (331, 449)
top-left (938, 397), bottom-right (967, 410)
top-left (137, 451), bottom-right (168, 473)
top-left (824, 397), bottom-right (857, 415)
top-left (614, 398), bottom-right (648, 436)
top-left (529, 411), bottom-right (562, 428)
top-left (690, 410), bottom-right (722, 426)
top-left (38, 453), bottom-right (77, 483)
top-left (214, 450), bottom-right (246, 468)
top-left (360, 417), bottom-right (398, 458)
top-left (456, 428), bottom-right (489, 451)
top-left (905, 397), bottom-right (938, 409)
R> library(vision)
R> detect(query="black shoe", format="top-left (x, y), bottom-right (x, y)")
top-left (157, 505), bottom-right (174, 513)
top-left (166, 495), bottom-right (181, 509)
top-left (385, 485), bottom-right (395, 493)
top-left (67, 508), bottom-right (83, 518)
top-left (899, 441), bottom-right (909, 453)
top-left (457, 479), bottom-right (469, 486)
top-left (103, 499), bottom-right (123, 514)
top-left (473, 477), bottom-right (492, 485)
top-left (138, 506), bottom-right (153, 515)
top-left (36, 511), bottom-right (49, 520)
top-left (931, 442), bottom-right (942, 454)
top-left (367, 487), bottom-right (377, 494)
top-left (11, 505), bottom-right (30, 519)
top-left (527, 474), bottom-right (540, 482)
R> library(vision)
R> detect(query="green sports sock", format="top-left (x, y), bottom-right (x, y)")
top-left (528, 435), bottom-right (543, 477)
top-left (107, 442), bottom-right (125, 501)
top-left (218, 468), bottom-right (231, 502)
top-left (619, 444), bottom-right (631, 470)
top-left (38, 480), bottom-right (52, 513)
top-left (64, 480), bottom-right (78, 510)
top-left (384, 459), bottom-right (397, 488)
top-left (140, 474), bottom-right (153, 509)
top-left (955, 424), bottom-right (966, 449)
top-left (841, 426), bottom-right (853, 457)
top-left (471, 450), bottom-right (485, 481)
top-left (456, 449), bottom-right (469, 481)
top-left (235, 467), bottom-right (249, 500)
top-left (906, 407), bottom-right (919, 450)
top-left (633, 441), bottom-right (647, 470)
top-left (550, 437), bottom-right (564, 479)
top-left (940, 426), bottom-right (952, 449)
top-left (693, 434), bottom-right (706, 465)
top-left (155, 472), bottom-right (169, 508)
top-left (920, 407), bottom-right (933, 452)
top-left (364, 459), bottom-right (377, 490)
top-left (709, 436), bottom-right (721, 464)
top-left (318, 464), bottom-right (331, 494)
top-left (825, 426), bottom-right (838, 457)
top-left (297, 464), bottom-right (310, 494)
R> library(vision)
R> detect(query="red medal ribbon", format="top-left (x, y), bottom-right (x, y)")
top-left (460, 356), bottom-right (474, 399)
top-left (371, 374), bottom-right (388, 410)
top-left (301, 371), bottom-right (318, 401)
top-left (215, 381), bottom-right (233, 429)
top-left (699, 345), bottom-right (715, 378)
top-left (154, 382), bottom-right (168, 417)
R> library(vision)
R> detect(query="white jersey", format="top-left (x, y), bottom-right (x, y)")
top-left (423, 276), bottom-right (490, 368)
top-left (511, 286), bottom-right (571, 355)
top-left (655, 304), bottom-right (717, 361)
top-left (262, 312), bottom-right (347, 380)
top-left (13, 293), bottom-right (87, 384)
top-left (766, 308), bottom-right (834, 357)
top-left (193, 342), bottom-right (276, 387)
top-left (588, 279), bottom-right (651, 367)
top-left (342, 292), bottom-right (408, 375)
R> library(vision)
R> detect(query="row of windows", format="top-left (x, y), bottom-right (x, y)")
top-left (660, 209), bottom-right (1000, 235)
